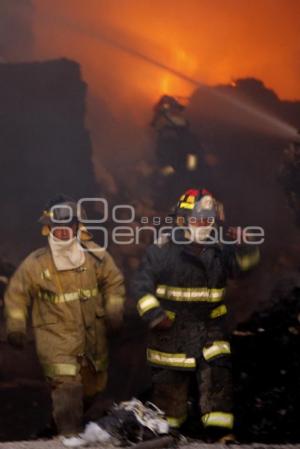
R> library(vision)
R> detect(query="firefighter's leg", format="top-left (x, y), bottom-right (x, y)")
top-left (49, 374), bottom-right (83, 436)
top-left (151, 368), bottom-right (189, 429)
top-left (80, 360), bottom-right (108, 411)
top-left (198, 340), bottom-right (234, 439)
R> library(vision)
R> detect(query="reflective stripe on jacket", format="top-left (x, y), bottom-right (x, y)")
top-left (133, 234), bottom-right (259, 370)
top-left (5, 244), bottom-right (125, 377)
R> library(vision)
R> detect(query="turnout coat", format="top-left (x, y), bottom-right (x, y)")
top-left (5, 242), bottom-right (125, 378)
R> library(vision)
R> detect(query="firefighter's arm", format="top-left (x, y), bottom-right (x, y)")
top-left (98, 251), bottom-right (125, 329)
top-left (132, 246), bottom-right (169, 329)
top-left (225, 227), bottom-right (261, 278)
top-left (4, 259), bottom-right (32, 348)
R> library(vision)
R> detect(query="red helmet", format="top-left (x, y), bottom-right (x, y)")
top-left (176, 188), bottom-right (224, 225)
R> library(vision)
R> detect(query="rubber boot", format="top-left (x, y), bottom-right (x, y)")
top-left (51, 382), bottom-right (83, 435)
top-left (205, 426), bottom-right (236, 444)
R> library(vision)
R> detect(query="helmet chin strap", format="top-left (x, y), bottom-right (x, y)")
top-left (185, 224), bottom-right (214, 243)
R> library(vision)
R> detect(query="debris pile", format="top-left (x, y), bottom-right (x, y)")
top-left (233, 285), bottom-right (300, 443)
top-left (63, 399), bottom-right (170, 448)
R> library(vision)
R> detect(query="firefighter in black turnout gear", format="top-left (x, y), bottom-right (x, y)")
top-left (151, 96), bottom-right (206, 211)
top-left (133, 188), bottom-right (260, 441)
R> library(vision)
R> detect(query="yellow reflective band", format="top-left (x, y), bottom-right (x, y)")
top-left (179, 202), bottom-right (194, 209)
top-left (186, 194), bottom-right (196, 203)
top-left (7, 308), bottom-right (26, 321)
top-left (137, 294), bottom-right (160, 316)
top-left (203, 341), bottom-right (231, 361)
top-left (147, 349), bottom-right (196, 369)
top-left (167, 415), bottom-right (187, 428)
top-left (43, 363), bottom-right (77, 377)
top-left (156, 285), bottom-right (225, 303)
top-left (210, 304), bottom-right (228, 319)
top-left (106, 295), bottom-right (124, 314)
top-left (236, 248), bottom-right (260, 271)
top-left (38, 288), bottom-right (99, 304)
top-left (165, 310), bottom-right (176, 321)
top-left (202, 412), bottom-right (234, 429)
top-left (41, 269), bottom-right (51, 280)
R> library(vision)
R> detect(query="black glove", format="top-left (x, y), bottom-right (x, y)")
top-left (7, 331), bottom-right (26, 349)
top-left (150, 311), bottom-right (173, 330)
top-left (154, 315), bottom-right (173, 330)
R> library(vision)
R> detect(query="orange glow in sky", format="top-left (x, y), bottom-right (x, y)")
top-left (30, 0), bottom-right (300, 175)
top-left (32, 0), bottom-right (300, 115)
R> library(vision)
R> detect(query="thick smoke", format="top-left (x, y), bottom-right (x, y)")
top-left (0, 0), bottom-right (34, 62)
top-left (32, 0), bottom-right (300, 99)
top-left (1, 5), bottom-right (300, 441)
top-left (1, 1), bottom-right (300, 318)
top-left (188, 80), bottom-right (300, 321)
top-left (3, 0), bottom-right (300, 186)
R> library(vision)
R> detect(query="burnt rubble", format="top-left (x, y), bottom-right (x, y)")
top-left (233, 285), bottom-right (300, 443)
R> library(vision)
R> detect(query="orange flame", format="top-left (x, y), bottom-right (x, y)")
top-left (33, 0), bottom-right (300, 118)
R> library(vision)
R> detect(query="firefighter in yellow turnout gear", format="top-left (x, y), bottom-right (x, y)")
top-left (133, 188), bottom-right (260, 441)
top-left (5, 195), bottom-right (125, 435)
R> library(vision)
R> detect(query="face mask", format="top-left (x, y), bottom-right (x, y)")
top-left (186, 223), bottom-right (214, 243)
top-left (48, 233), bottom-right (85, 271)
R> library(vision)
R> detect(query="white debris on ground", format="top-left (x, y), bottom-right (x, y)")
top-left (2, 441), bottom-right (300, 449)
top-left (62, 423), bottom-right (112, 448)
top-left (62, 399), bottom-right (169, 448)
top-left (115, 399), bottom-right (169, 435)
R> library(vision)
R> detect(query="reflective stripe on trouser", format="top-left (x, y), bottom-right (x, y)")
top-left (198, 361), bottom-right (233, 429)
top-left (43, 363), bottom-right (78, 377)
top-left (156, 285), bottom-right (225, 302)
top-left (147, 348), bottom-right (196, 369)
top-left (167, 415), bottom-right (187, 428)
top-left (203, 341), bottom-right (231, 361)
top-left (47, 365), bottom-right (108, 398)
top-left (202, 412), bottom-right (234, 429)
top-left (137, 294), bottom-right (160, 316)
